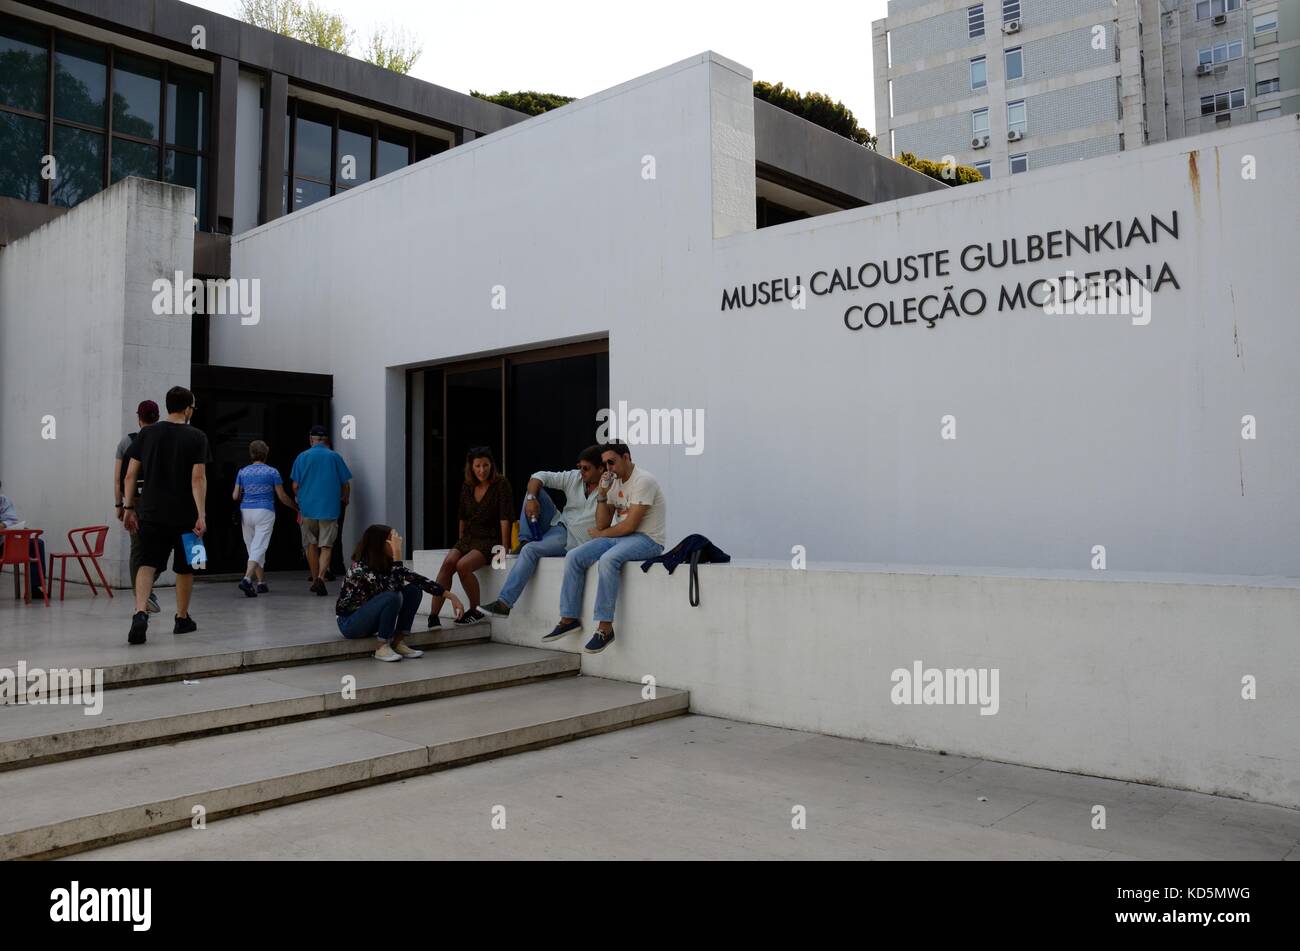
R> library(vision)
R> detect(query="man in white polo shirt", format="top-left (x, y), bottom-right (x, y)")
top-left (479, 445), bottom-right (605, 618)
top-left (542, 441), bottom-right (666, 653)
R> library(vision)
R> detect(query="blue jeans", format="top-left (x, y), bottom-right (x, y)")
top-left (336, 583), bottom-right (422, 641)
top-left (560, 533), bottom-right (663, 624)
top-left (498, 490), bottom-right (567, 607)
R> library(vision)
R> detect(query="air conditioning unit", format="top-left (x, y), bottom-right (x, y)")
top-left (1212, 13), bottom-right (1227, 25)
top-left (1003, 19), bottom-right (1021, 34)
top-left (1007, 129), bottom-right (1024, 141)
top-left (1195, 63), bottom-right (1213, 76)
top-left (971, 135), bottom-right (990, 149)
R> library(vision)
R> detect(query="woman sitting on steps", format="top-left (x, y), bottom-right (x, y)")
top-left (336, 524), bottom-right (464, 662)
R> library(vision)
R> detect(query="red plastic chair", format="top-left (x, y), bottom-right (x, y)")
top-left (0, 528), bottom-right (49, 606)
top-left (47, 526), bottom-right (113, 601)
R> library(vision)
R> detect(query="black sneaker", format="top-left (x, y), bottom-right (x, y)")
top-left (481, 599), bottom-right (511, 617)
top-left (173, 614), bottom-right (197, 634)
top-left (128, 611), bottom-right (148, 645)
top-left (583, 629), bottom-right (615, 653)
top-left (146, 593), bottom-right (161, 614)
top-left (238, 577), bottom-right (258, 598)
top-left (427, 612), bottom-right (441, 629)
top-left (454, 608), bottom-right (486, 625)
top-left (311, 579), bottom-right (328, 596)
top-left (542, 619), bottom-right (582, 642)
top-left (256, 583), bottom-right (270, 594)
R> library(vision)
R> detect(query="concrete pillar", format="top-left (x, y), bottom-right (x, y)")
top-left (260, 72), bottom-right (288, 224)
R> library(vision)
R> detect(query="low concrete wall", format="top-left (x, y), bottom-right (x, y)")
top-left (414, 549), bottom-right (1300, 809)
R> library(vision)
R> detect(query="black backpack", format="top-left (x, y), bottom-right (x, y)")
top-left (640, 534), bottom-right (731, 607)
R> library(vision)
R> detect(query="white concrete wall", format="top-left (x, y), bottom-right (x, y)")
top-left (0, 178), bottom-right (194, 587)
top-left (216, 55), bottom-right (1299, 578)
top-left (414, 550), bottom-right (1300, 809)
top-left (233, 71), bottom-right (264, 236)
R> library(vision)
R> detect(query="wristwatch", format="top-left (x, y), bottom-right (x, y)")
top-left (525, 493), bottom-right (537, 501)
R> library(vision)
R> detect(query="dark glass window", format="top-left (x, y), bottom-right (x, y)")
top-left (54, 35), bottom-right (106, 128)
top-left (112, 53), bottom-right (160, 140)
top-left (293, 106), bottom-right (332, 181)
top-left (51, 124), bottom-right (104, 206)
top-left (376, 127), bottom-right (410, 177)
top-left (336, 117), bottom-right (372, 188)
top-left (415, 134), bottom-right (449, 162)
top-left (111, 137), bottom-right (159, 183)
top-left (0, 16), bottom-right (49, 113)
top-left (0, 111), bottom-right (46, 200)
top-left (166, 68), bottom-right (208, 151)
top-left (293, 177), bottom-right (329, 209)
top-left (165, 148), bottom-right (205, 223)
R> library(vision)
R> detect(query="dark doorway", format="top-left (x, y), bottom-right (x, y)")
top-left (192, 365), bottom-right (332, 574)
top-left (408, 341), bottom-right (608, 550)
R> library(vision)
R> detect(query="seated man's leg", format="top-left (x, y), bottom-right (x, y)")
top-left (519, 488), bottom-right (561, 539)
top-left (559, 538), bottom-right (613, 620)
top-left (593, 534), bottom-right (664, 626)
top-left (496, 525), bottom-right (566, 608)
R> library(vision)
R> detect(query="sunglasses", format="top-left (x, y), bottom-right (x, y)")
top-left (467, 446), bottom-right (493, 458)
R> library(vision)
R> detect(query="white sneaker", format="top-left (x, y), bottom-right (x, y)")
top-left (374, 643), bottom-right (402, 662)
top-left (393, 642), bottom-right (424, 658)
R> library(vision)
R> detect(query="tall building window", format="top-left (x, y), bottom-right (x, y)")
top-left (1007, 100), bottom-right (1027, 136)
top-left (1198, 41), bottom-right (1244, 66)
top-left (972, 108), bottom-right (990, 135)
top-left (1256, 105), bottom-right (1281, 120)
top-left (968, 4), bottom-right (985, 39)
top-left (1004, 47), bottom-right (1024, 81)
top-left (1009, 153), bottom-right (1028, 174)
top-left (283, 97), bottom-right (451, 214)
top-left (1255, 60), bottom-right (1280, 96)
top-left (973, 160), bottom-right (991, 180)
top-left (1002, 0), bottom-right (1021, 23)
top-left (1253, 12), bottom-right (1278, 35)
top-left (1196, 0), bottom-right (1241, 20)
top-left (1200, 88), bottom-right (1246, 115)
top-left (971, 56), bottom-right (987, 90)
top-left (0, 13), bottom-right (209, 219)
top-left (0, 16), bottom-right (49, 202)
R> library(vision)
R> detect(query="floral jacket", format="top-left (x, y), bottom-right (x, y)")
top-left (335, 560), bottom-right (445, 617)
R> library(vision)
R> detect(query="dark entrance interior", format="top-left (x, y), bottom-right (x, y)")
top-left (408, 340), bottom-right (609, 550)
top-left (192, 365), bottom-right (332, 575)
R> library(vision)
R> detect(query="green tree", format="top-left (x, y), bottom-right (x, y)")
top-left (295, 1), bottom-right (351, 54)
top-left (753, 81), bottom-right (878, 149)
top-left (896, 151), bottom-right (983, 187)
top-left (470, 90), bottom-right (576, 116)
top-left (362, 26), bottom-right (422, 75)
top-left (236, 0), bottom-right (300, 37)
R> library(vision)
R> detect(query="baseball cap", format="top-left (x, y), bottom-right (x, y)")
top-left (309, 425), bottom-right (329, 437)
top-left (137, 400), bottom-right (160, 423)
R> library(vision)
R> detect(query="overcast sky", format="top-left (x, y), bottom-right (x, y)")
top-left (187, 0), bottom-right (891, 132)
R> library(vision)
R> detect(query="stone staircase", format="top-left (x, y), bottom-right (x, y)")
top-left (0, 620), bottom-right (687, 859)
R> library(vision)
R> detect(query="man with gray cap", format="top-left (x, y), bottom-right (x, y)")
top-left (114, 399), bottom-right (161, 613)
top-left (291, 424), bottom-right (353, 595)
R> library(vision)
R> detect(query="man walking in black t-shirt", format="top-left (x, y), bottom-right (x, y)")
top-left (122, 386), bottom-right (210, 645)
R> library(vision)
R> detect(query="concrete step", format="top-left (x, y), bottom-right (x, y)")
top-left (0, 676), bottom-right (688, 859)
top-left (2, 617), bottom-right (492, 696)
top-left (0, 643), bottom-right (579, 770)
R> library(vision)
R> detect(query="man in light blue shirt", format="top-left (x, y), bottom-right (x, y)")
top-left (481, 445), bottom-right (604, 617)
top-left (290, 425), bottom-right (353, 595)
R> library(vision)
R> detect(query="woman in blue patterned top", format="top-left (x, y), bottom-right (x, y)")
top-left (232, 440), bottom-right (297, 597)
top-left (337, 524), bottom-right (464, 662)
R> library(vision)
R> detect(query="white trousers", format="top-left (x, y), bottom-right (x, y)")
top-left (241, 508), bottom-right (277, 567)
